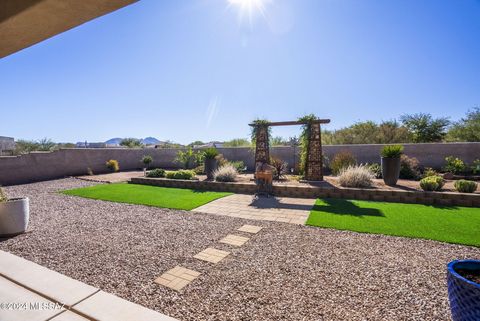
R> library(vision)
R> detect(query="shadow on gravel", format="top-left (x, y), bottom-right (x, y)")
top-left (312, 199), bottom-right (384, 217)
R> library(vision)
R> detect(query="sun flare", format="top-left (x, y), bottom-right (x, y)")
top-left (228, 0), bottom-right (271, 25)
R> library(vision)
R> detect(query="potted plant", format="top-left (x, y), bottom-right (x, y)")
top-left (380, 145), bottom-right (404, 186)
top-left (447, 260), bottom-right (480, 321)
top-left (0, 187), bottom-right (30, 237)
top-left (203, 148), bottom-right (219, 179)
top-left (141, 155), bottom-right (153, 176)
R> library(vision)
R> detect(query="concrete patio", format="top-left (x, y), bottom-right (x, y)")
top-left (0, 251), bottom-right (176, 321)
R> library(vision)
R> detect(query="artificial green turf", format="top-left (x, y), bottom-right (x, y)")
top-left (306, 198), bottom-right (480, 247)
top-left (61, 183), bottom-right (232, 210)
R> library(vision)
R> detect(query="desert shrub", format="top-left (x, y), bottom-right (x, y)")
top-left (141, 155), bottom-right (153, 168)
top-left (471, 159), bottom-right (480, 175)
top-left (228, 161), bottom-right (246, 173)
top-left (422, 167), bottom-right (438, 178)
top-left (146, 168), bottom-right (166, 178)
top-left (215, 154), bottom-right (229, 167)
top-left (420, 175), bottom-right (445, 191)
top-left (193, 165), bottom-right (205, 175)
top-left (0, 187), bottom-right (7, 203)
top-left (454, 180), bottom-right (478, 193)
top-left (330, 151), bottom-right (357, 176)
top-left (270, 157), bottom-right (288, 180)
top-left (165, 170), bottom-right (196, 180)
top-left (381, 144), bottom-right (404, 158)
top-left (368, 163), bottom-right (382, 178)
top-left (174, 148), bottom-right (202, 169)
top-left (202, 148), bottom-right (219, 160)
top-left (443, 156), bottom-right (466, 174)
top-left (213, 164), bottom-right (238, 182)
top-left (400, 155), bottom-right (420, 180)
top-left (106, 159), bottom-right (119, 172)
top-left (338, 165), bottom-right (374, 188)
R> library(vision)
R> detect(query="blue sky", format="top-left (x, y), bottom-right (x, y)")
top-left (1, 0), bottom-right (479, 144)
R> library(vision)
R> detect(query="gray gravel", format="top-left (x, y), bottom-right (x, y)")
top-left (1, 178), bottom-right (479, 321)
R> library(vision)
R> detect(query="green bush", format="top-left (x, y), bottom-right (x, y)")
top-left (174, 148), bottom-right (202, 169)
top-left (193, 165), bottom-right (205, 175)
top-left (146, 168), bottom-right (165, 178)
top-left (422, 167), bottom-right (438, 178)
top-left (454, 180), bottom-right (478, 193)
top-left (141, 155), bottom-right (153, 168)
top-left (106, 159), bottom-right (119, 172)
top-left (330, 151), bottom-right (357, 176)
top-left (368, 163), bottom-right (382, 178)
top-left (400, 155), bottom-right (420, 180)
top-left (443, 156), bottom-right (466, 174)
top-left (471, 159), bottom-right (480, 175)
top-left (165, 170), bottom-right (196, 180)
top-left (202, 148), bottom-right (219, 160)
top-left (381, 145), bottom-right (404, 158)
top-left (228, 161), bottom-right (246, 173)
top-left (0, 187), bottom-right (7, 203)
top-left (420, 175), bottom-right (445, 191)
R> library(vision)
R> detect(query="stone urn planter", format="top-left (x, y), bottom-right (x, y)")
top-left (380, 145), bottom-right (404, 186)
top-left (381, 157), bottom-right (401, 186)
top-left (447, 260), bottom-right (480, 321)
top-left (0, 198), bottom-right (30, 237)
top-left (204, 159), bottom-right (218, 180)
top-left (202, 148), bottom-right (220, 180)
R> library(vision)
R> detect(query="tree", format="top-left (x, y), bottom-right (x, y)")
top-left (223, 138), bottom-right (251, 147)
top-left (446, 107), bottom-right (480, 142)
top-left (400, 113), bottom-right (450, 143)
top-left (188, 141), bottom-right (205, 147)
top-left (270, 136), bottom-right (289, 146)
top-left (37, 138), bottom-right (56, 151)
top-left (120, 138), bottom-right (143, 148)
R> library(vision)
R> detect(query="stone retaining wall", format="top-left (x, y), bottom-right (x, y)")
top-left (1, 142), bottom-right (478, 186)
top-left (130, 177), bottom-right (480, 208)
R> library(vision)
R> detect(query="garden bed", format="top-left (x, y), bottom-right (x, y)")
top-left (131, 177), bottom-right (480, 207)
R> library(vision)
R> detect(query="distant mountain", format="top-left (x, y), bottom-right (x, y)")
top-left (141, 137), bottom-right (161, 145)
top-left (104, 137), bottom-right (162, 146)
top-left (105, 137), bottom-right (123, 145)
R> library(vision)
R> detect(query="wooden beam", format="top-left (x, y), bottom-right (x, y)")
top-left (249, 119), bottom-right (330, 127)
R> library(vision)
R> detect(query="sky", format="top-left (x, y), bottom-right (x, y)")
top-left (1, 0), bottom-right (479, 144)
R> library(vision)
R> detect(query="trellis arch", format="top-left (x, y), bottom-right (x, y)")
top-left (249, 118), bottom-right (331, 181)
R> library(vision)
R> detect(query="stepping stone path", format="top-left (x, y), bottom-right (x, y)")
top-left (155, 224), bottom-right (264, 292)
top-left (154, 267), bottom-right (201, 291)
top-left (237, 224), bottom-right (263, 234)
top-left (194, 248), bottom-right (230, 264)
top-left (219, 234), bottom-right (250, 247)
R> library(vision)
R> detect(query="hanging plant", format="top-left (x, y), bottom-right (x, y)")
top-left (298, 114), bottom-right (318, 175)
top-left (250, 119), bottom-right (271, 146)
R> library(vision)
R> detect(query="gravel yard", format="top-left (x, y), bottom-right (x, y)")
top-left (1, 179), bottom-right (479, 321)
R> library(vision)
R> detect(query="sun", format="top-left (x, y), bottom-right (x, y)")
top-left (228, 0), bottom-right (271, 25)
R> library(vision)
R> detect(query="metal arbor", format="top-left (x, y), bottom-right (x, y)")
top-left (249, 119), bottom-right (331, 181)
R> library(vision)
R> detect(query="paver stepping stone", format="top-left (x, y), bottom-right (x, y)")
top-left (194, 247), bottom-right (230, 264)
top-left (155, 266), bottom-right (201, 291)
top-left (219, 234), bottom-right (250, 247)
top-left (237, 224), bottom-right (263, 234)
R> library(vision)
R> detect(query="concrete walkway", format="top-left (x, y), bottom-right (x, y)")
top-left (0, 251), bottom-right (177, 321)
top-left (193, 194), bottom-right (315, 224)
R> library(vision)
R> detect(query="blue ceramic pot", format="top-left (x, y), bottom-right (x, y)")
top-left (447, 260), bottom-right (480, 321)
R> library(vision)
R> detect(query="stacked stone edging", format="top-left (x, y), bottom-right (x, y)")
top-left (130, 177), bottom-right (480, 208)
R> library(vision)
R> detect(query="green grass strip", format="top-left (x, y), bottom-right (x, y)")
top-left (61, 183), bottom-right (232, 211)
top-left (306, 198), bottom-right (480, 247)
